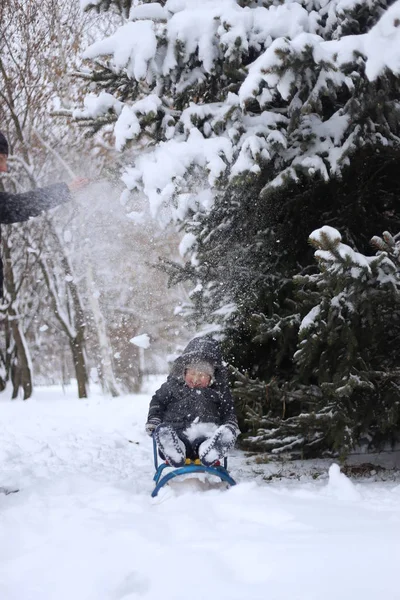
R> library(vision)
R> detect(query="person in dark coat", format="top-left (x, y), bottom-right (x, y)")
top-left (145, 336), bottom-right (240, 467)
top-left (0, 131), bottom-right (89, 296)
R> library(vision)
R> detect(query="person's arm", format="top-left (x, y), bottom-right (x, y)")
top-left (218, 389), bottom-right (240, 433)
top-left (0, 177), bottom-right (89, 224)
top-left (215, 367), bottom-right (240, 433)
top-left (146, 381), bottom-right (171, 433)
top-left (0, 183), bottom-right (71, 224)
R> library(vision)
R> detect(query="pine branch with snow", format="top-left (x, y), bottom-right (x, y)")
top-left (238, 226), bottom-right (400, 457)
top-left (76, 0), bottom-right (400, 221)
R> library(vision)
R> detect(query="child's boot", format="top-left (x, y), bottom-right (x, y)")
top-left (199, 424), bottom-right (237, 466)
top-left (155, 424), bottom-right (186, 467)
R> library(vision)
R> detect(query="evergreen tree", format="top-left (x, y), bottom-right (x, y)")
top-left (236, 226), bottom-right (400, 456)
top-left (76, 0), bottom-right (400, 451)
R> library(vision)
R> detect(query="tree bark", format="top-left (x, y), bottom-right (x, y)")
top-left (37, 221), bottom-right (89, 398)
top-left (86, 262), bottom-right (120, 397)
top-left (2, 237), bottom-right (33, 399)
top-left (69, 335), bottom-right (88, 399)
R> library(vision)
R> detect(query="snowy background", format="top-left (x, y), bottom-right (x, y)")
top-left (1, 377), bottom-right (399, 600)
top-left (2, 2), bottom-right (400, 592)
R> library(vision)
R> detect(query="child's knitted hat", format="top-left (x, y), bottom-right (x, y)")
top-left (186, 361), bottom-right (214, 376)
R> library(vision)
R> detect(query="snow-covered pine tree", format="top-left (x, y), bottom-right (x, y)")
top-left (76, 0), bottom-right (400, 448)
top-left (237, 226), bottom-right (400, 456)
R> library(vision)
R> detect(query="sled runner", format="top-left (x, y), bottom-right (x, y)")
top-left (151, 436), bottom-right (236, 497)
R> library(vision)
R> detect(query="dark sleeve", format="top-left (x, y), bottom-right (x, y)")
top-left (218, 387), bottom-right (240, 431)
top-left (147, 381), bottom-right (171, 424)
top-left (0, 183), bottom-right (71, 224)
top-left (215, 367), bottom-right (240, 432)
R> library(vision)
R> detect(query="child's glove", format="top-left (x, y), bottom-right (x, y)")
top-left (145, 419), bottom-right (160, 437)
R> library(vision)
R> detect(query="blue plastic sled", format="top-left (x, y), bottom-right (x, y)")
top-left (151, 436), bottom-right (236, 497)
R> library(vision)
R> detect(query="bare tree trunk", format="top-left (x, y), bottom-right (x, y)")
top-left (36, 222), bottom-right (89, 398)
top-left (69, 336), bottom-right (88, 399)
top-left (86, 262), bottom-right (120, 397)
top-left (2, 238), bottom-right (33, 399)
top-left (0, 315), bottom-right (11, 392)
top-left (9, 314), bottom-right (32, 399)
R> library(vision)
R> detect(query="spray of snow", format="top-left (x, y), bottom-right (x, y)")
top-left (130, 334), bottom-right (151, 349)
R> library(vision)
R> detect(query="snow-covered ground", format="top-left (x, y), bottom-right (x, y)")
top-left (1, 377), bottom-right (400, 600)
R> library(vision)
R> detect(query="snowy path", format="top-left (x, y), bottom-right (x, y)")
top-left (0, 381), bottom-right (400, 600)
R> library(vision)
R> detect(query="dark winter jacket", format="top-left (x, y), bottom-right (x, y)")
top-left (0, 183), bottom-right (71, 296)
top-left (147, 337), bottom-right (239, 433)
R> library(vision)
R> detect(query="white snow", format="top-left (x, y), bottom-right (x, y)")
top-left (76, 0), bottom-right (400, 221)
top-left (363, 0), bottom-right (400, 80)
top-left (1, 382), bottom-right (400, 599)
top-left (72, 92), bottom-right (122, 120)
top-left (326, 463), bottom-right (361, 501)
top-left (114, 96), bottom-right (161, 151)
top-left (183, 420), bottom-right (218, 442)
top-left (129, 334), bottom-right (151, 349)
top-left (129, 3), bottom-right (168, 22)
top-left (309, 225), bottom-right (342, 245)
top-left (114, 106), bottom-right (141, 151)
top-left (322, 0), bottom-right (400, 81)
top-left (299, 304), bottom-right (321, 333)
top-left (179, 232), bottom-right (197, 257)
top-left (83, 21), bottom-right (157, 80)
top-left (121, 130), bottom-right (232, 220)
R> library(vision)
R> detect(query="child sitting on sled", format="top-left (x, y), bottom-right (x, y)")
top-left (145, 336), bottom-right (240, 467)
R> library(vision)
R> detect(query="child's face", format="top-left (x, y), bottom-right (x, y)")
top-left (184, 368), bottom-right (211, 389)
